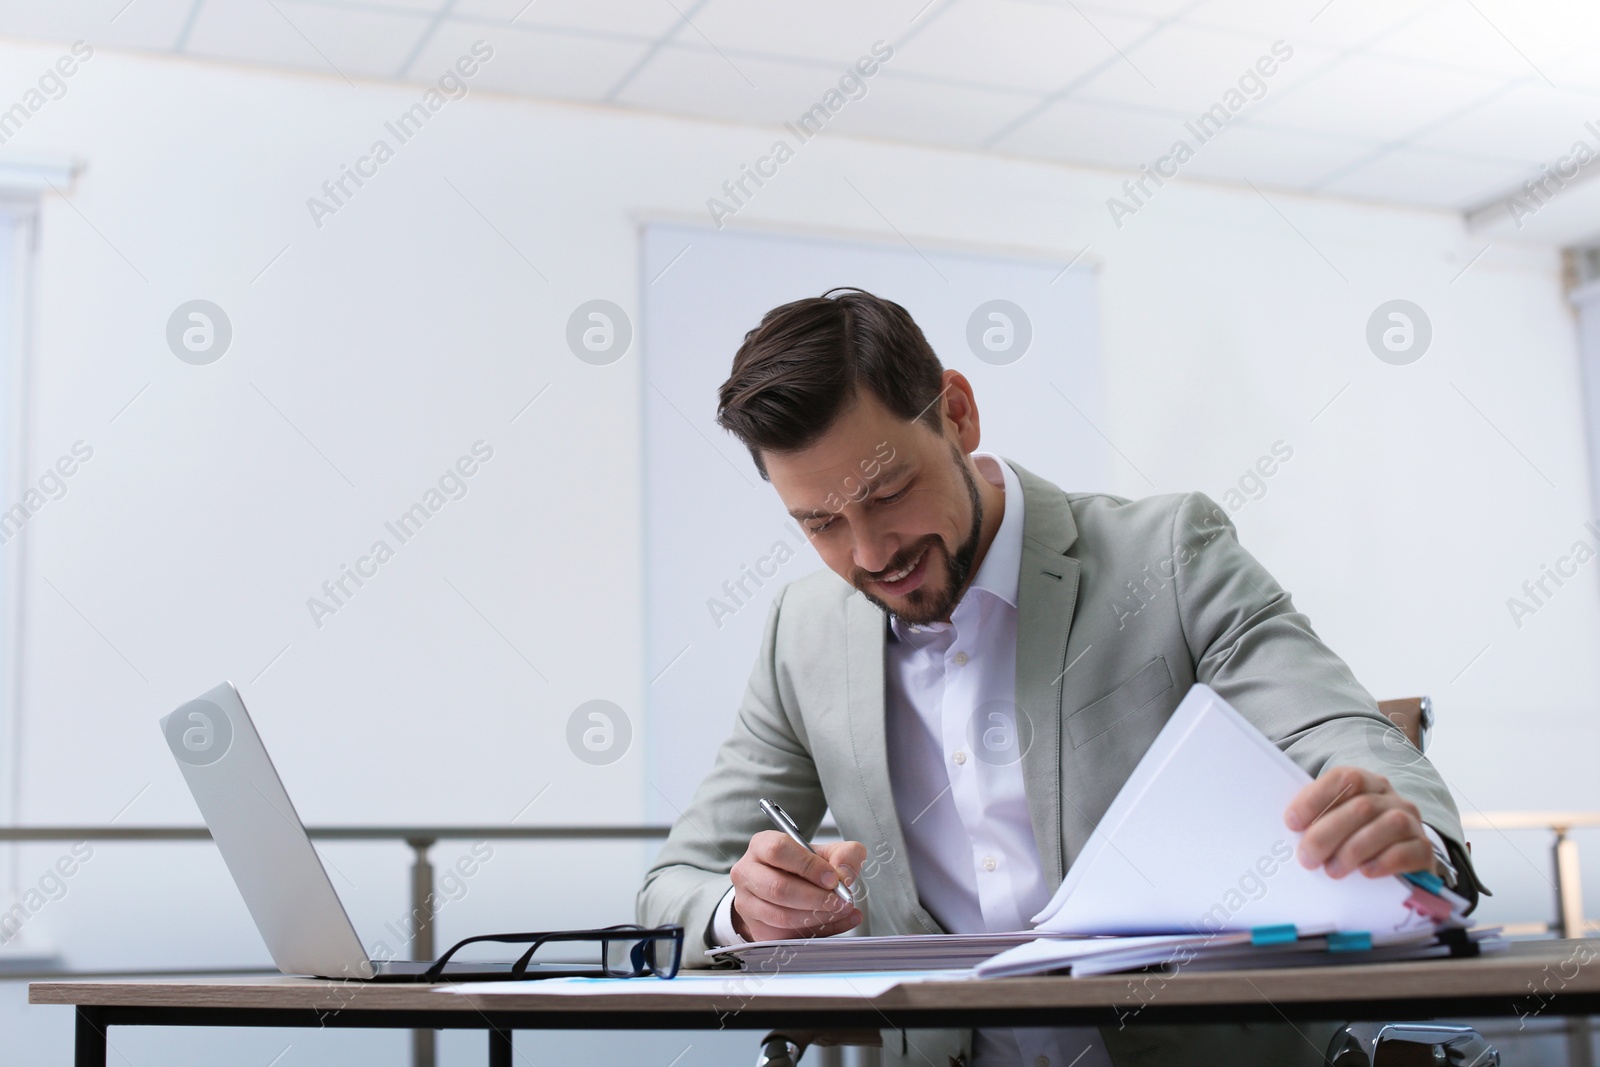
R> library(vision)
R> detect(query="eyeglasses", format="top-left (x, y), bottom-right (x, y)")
top-left (422, 924), bottom-right (684, 983)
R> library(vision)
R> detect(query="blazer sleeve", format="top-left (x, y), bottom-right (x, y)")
top-left (1169, 492), bottom-right (1489, 907)
top-left (636, 584), bottom-right (830, 966)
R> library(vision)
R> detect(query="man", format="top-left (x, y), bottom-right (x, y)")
top-left (638, 289), bottom-right (1484, 1066)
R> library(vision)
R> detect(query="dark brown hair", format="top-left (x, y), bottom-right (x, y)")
top-left (716, 288), bottom-right (945, 478)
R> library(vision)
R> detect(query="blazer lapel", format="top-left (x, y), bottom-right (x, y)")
top-left (843, 591), bottom-right (943, 935)
top-left (1008, 459), bottom-right (1081, 891)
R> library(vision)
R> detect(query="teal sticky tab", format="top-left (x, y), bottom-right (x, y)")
top-left (1402, 870), bottom-right (1445, 894)
top-left (1250, 924), bottom-right (1297, 946)
top-left (1328, 931), bottom-right (1373, 953)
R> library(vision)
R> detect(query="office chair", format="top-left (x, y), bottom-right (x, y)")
top-left (756, 1030), bottom-right (877, 1067)
top-left (1325, 1022), bottom-right (1499, 1066)
top-left (753, 695), bottom-right (1498, 1067)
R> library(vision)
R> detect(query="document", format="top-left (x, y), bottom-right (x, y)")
top-left (1030, 683), bottom-right (1431, 937)
top-left (446, 971), bottom-right (961, 996)
top-left (709, 931), bottom-right (1087, 973)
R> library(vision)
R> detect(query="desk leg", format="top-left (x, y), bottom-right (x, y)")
top-left (74, 1007), bottom-right (107, 1067)
top-left (1567, 1016), bottom-right (1595, 1067)
top-left (409, 836), bottom-right (438, 1067)
top-left (488, 1025), bottom-right (513, 1067)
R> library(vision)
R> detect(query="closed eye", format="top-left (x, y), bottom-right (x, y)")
top-left (876, 484), bottom-right (910, 505)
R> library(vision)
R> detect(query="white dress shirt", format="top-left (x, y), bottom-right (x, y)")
top-left (882, 453), bottom-right (1048, 936)
top-left (881, 454), bottom-right (1105, 1067)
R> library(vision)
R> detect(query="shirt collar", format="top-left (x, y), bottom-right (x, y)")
top-left (890, 452), bottom-right (1024, 639)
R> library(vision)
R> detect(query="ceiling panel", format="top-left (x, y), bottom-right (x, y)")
top-left (1074, 24), bottom-right (1340, 115)
top-left (690, 0), bottom-right (936, 66)
top-left (411, 20), bottom-right (652, 101)
top-left (611, 45), bottom-right (856, 128)
top-left (185, 1), bottom-right (429, 80)
top-left (1369, 2), bottom-right (1559, 80)
top-left (1412, 80), bottom-right (1600, 164)
top-left (1317, 145), bottom-right (1535, 208)
top-left (828, 74), bottom-right (1040, 153)
top-left (1440, 0), bottom-right (1600, 75)
top-left (992, 98), bottom-right (1202, 169)
top-left (314, 0), bottom-right (448, 12)
top-left (0, 0), bottom-right (196, 52)
top-left (1546, 51), bottom-right (1600, 94)
top-left (890, 0), bottom-right (1148, 96)
top-left (1183, 0), bottom-right (1442, 51)
top-left (1077, 0), bottom-right (1206, 20)
top-left (1246, 53), bottom-right (1510, 142)
top-left (451, 0), bottom-right (683, 39)
top-left (1176, 121), bottom-right (1381, 188)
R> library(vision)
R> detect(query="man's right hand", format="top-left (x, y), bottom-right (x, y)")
top-left (730, 831), bottom-right (865, 942)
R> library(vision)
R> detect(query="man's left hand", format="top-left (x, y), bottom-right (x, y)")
top-left (1285, 766), bottom-right (1439, 880)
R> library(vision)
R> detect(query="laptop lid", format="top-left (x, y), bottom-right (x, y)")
top-left (161, 681), bottom-right (375, 980)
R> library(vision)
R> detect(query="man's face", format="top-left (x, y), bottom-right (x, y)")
top-left (764, 390), bottom-right (984, 626)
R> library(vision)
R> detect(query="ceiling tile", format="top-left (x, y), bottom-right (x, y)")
top-left (1316, 146), bottom-right (1532, 208)
top-left (409, 19), bottom-right (651, 101)
top-left (1177, 120), bottom-right (1381, 187)
top-left (1246, 53), bottom-right (1509, 142)
top-left (689, 0), bottom-right (934, 66)
top-left (0, 0), bottom-right (196, 51)
top-left (891, 0), bottom-right (1154, 96)
top-left (185, 1), bottom-right (428, 80)
top-left (609, 44), bottom-right (859, 126)
top-left (1076, 0), bottom-right (1204, 19)
top-left (1074, 24), bottom-right (1341, 115)
top-left (827, 74), bottom-right (1041, 153)
top-left (1547, 51), bottom-right (1600, 95)
top-left (991, 97), bottom-right (1198, 168)
top-left (1182, 0), bottom-right (1442, 51)
top-left (1369, 2), bottom-right (1556, 79)
top-left (1412, 80), bottom-right (1600, 165)
top-left (1437, 0), bottom-right (1600, 76)
top-left (316, 0), bottom-right (449, 11)
top-left (449, 0), bottom-right (680, 39)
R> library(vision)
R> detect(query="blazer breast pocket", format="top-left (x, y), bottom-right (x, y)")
top-left (1065, 656), bottom-right (1174, 749)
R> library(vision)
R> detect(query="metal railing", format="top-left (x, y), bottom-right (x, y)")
top-left (1461, 812), bottom-right (1600, 939)
top-left (0, 824), bottom-right (675, 1067)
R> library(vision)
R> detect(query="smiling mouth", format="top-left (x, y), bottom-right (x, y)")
top-left (875, 546), bottom-right (928, 584)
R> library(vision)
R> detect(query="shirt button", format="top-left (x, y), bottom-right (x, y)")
top-left (952, 651), bottom-right (969, 666)
top-left (982, 856), bottom-right (997, 871)
top-left (953, 750), bottom-right (968, 765)
top-left (1036, 1057), bottom-right (1050, 1067)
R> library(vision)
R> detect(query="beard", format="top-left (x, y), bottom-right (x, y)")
top-left (854, 444), bottom-right (985, 627)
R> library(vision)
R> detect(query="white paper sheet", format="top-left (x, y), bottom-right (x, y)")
top-left (975, 934), bottom-right (1212, 978)
top-left (1033, 684), bottom-right (1425, 937)
top-left (446, 971), bottom-right (965, 996)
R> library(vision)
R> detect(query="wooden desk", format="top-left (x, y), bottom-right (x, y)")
top-left (32, 939), bottom-right (1600, 1067)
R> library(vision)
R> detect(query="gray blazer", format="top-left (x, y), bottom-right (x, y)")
top-left (639, 457), bottom-right (1483, 973)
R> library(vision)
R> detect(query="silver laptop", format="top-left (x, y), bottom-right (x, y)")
top-left (161, 681), bottom-right (514, 981)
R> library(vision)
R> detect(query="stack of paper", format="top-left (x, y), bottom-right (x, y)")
top-left (976, 684), bottom-right (1500, 978)
top-left (977, 924), bottom-right (1505, 979)
top-left (709, 931), bottom-right (1089, 974)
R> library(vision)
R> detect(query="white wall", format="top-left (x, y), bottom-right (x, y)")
top-left (0, 33), bottom-right (1595, 1064)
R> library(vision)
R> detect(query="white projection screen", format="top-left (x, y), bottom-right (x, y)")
top-left (640, 222), bottom-right (1109, 819)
